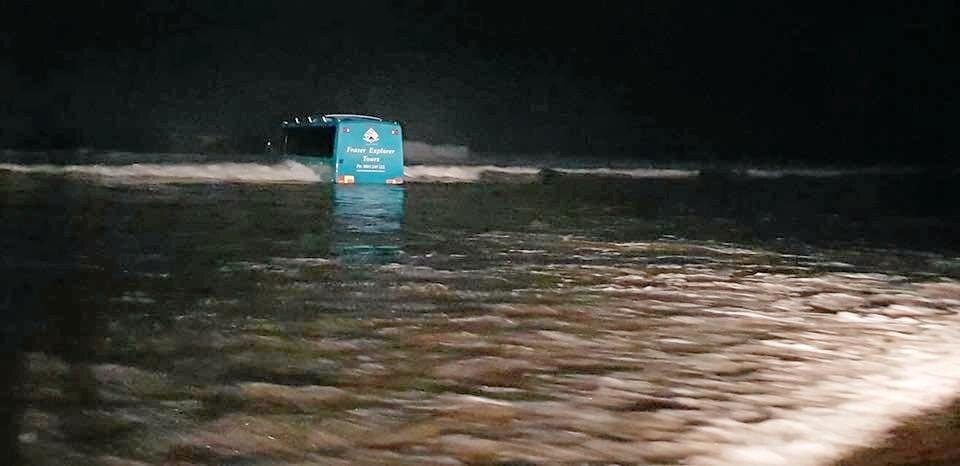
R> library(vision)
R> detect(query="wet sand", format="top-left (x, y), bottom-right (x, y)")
top-left (835, 400), bottom-right (960, 466)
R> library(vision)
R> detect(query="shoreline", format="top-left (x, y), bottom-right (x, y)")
top-left (834, 399), bottom-right (960, 466)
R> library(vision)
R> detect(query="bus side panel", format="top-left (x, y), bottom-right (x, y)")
top-left (334, 122), bottom-right (404, 184)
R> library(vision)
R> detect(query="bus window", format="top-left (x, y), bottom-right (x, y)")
top-left (283, 127), bottom-right (335, 157)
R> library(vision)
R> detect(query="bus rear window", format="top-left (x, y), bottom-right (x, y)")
top-left (283, 127), bottom-right (335, 156)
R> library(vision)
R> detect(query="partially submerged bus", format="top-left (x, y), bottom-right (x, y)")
top-left (277, 114), bottom-right (404, 184)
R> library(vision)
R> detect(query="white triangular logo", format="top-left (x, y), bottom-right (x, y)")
top-left (363, 128), bottom-right (379, 144)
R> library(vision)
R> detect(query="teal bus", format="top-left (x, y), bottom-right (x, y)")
top-left (277, 114), bottom-right (404, 184)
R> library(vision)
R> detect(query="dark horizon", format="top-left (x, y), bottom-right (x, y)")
top-left (1, 1), bottom-right (956, 164)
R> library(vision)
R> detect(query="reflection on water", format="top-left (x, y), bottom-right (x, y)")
top-left (330, 185), bottom-right (404, 263)
top-left (1, 170), bottom-right (959, 466)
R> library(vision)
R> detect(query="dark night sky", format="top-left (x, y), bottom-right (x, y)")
top-left (1, 1), bottom-right (956, 164)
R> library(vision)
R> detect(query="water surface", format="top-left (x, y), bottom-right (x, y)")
top-left (2, 162), bottom-right (959, 465)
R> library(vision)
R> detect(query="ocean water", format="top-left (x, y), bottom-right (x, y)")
top-left (2, 155), bottom-right (959, 465)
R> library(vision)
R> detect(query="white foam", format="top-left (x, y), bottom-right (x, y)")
top-left (401, 164), bottom-right (699, 183)
top-left (687, 333), bottom-right (960, 466)
top-left (402, 164), bottom-right (540, 182)
top-left (555, 167), bottom-right (698, 178)
top-left (2, 156), bottom-right (920, 185)
top-left (0, 160), bottom-right (322, 183)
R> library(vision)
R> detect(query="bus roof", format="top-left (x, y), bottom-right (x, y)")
top-left (281, 113), bottom-right (400, 128)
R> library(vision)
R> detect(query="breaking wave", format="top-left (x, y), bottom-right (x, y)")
top-left (0, 145), bottom-right (924, 185)
top-left (403, 164), bottom-right (541, 182)
top-left (0, 160), bottom-right (324, 184)
top-left (0, 161), bottom-right (917, 185)
top-left (0, 161), bottom-right (700, 184)
top-left (402, 165), bottom-right (699, 182)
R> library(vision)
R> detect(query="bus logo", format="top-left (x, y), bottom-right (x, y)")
top-left (363, 128), bottom-right (380, 144)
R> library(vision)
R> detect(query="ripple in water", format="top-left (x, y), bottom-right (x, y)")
top-left (14, 233), bottom-right (960, 466)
